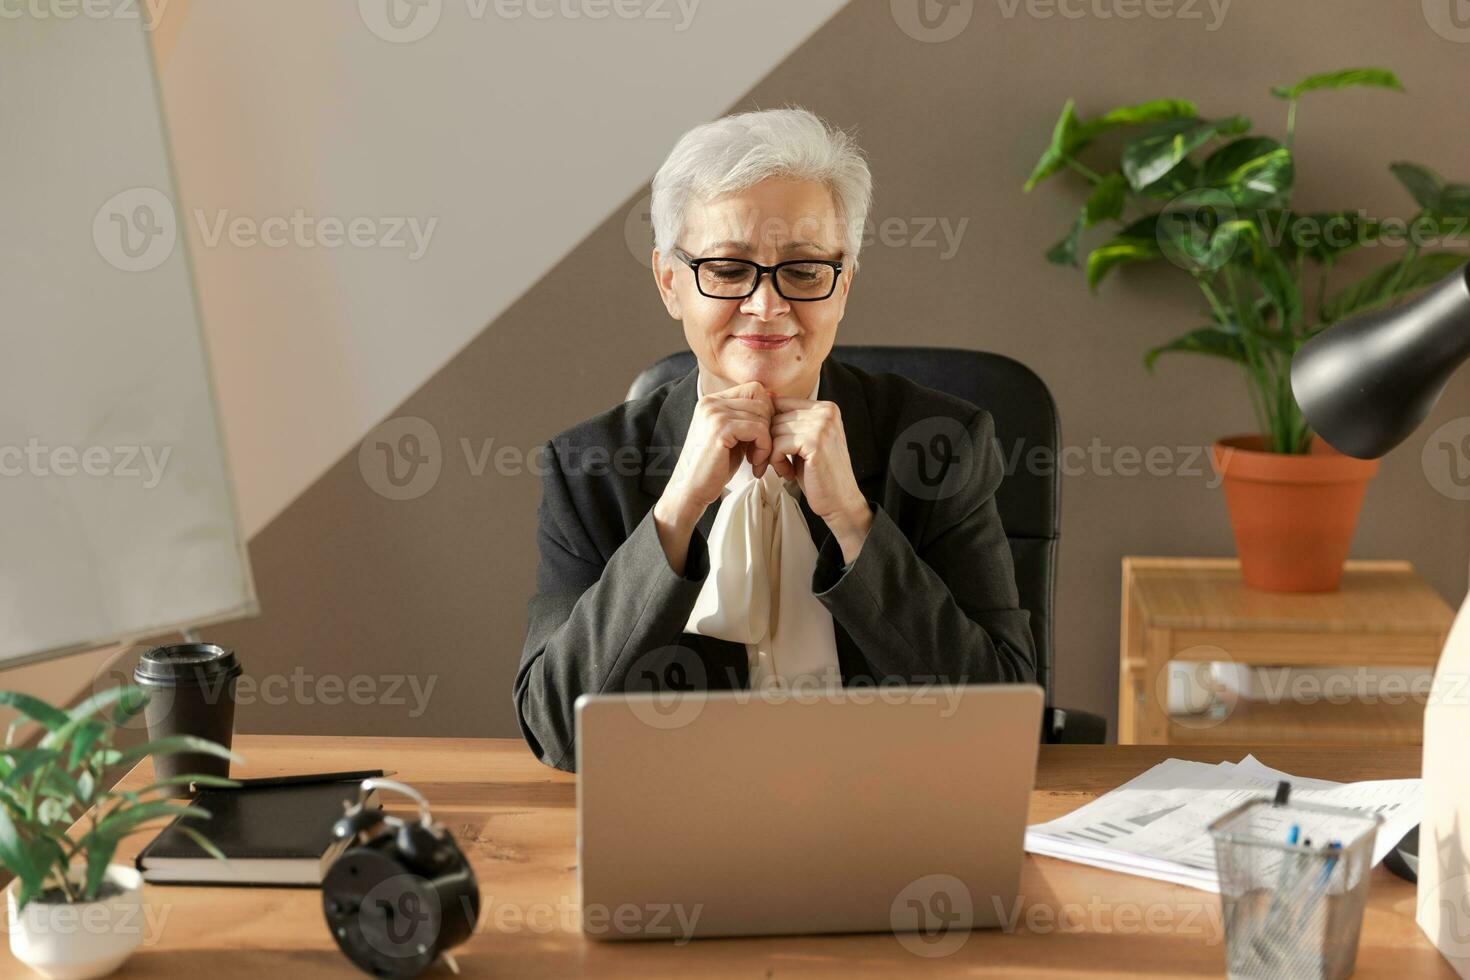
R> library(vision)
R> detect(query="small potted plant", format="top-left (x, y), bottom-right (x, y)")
top-left (1026, 67), bottom-right (1470, 590)
top-left (0, 687), bottom-right (238, 979)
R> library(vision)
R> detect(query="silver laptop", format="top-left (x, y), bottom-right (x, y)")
top-left (575, 684), bottom-right (1044, 941)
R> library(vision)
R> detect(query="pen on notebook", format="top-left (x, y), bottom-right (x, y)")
top-left (197, 770), bottom-right (391, 790)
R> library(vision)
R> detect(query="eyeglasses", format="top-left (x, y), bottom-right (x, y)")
top-left (671, 246), bottom-right (843, 301)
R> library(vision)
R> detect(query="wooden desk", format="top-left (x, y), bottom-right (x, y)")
top-left (1119, 557), bottom-right (1454, 746)
top-left (12, 737), bottom-right (1449, 978)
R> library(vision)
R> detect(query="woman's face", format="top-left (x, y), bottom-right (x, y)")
top-left (653, 178), bottom-right (853, 400)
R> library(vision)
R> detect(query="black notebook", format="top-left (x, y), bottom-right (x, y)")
top-left (136, 777), bottom-right (381, 886)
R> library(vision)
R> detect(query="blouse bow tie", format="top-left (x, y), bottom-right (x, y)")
top-left (683, 446), bottom-right (842, 691)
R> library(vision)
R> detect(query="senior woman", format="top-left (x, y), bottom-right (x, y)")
top-left (515, 107), bottom-right (1035, 772)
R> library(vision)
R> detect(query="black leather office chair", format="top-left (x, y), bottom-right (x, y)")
top-left (626, 345), bottom-right (1107, 744)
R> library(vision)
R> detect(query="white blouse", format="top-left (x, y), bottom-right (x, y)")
top-left (682, 372), bottom-right (842, 691)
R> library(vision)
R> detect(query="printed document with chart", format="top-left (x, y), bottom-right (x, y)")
top-left (1024, 755), bottom-right (1422, 891)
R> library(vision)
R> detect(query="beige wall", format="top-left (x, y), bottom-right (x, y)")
top-left (12, 1), bottom-right (1470, 741)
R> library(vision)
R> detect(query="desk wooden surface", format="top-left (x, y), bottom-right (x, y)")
top-left (8, 737), bottom-right (1449, 978)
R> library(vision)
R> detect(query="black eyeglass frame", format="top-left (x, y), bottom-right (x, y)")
top-left (670, 246), bottom-right (844, 302)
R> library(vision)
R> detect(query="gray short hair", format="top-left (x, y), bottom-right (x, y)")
top-left (649, 106), bottom-right (873, 271)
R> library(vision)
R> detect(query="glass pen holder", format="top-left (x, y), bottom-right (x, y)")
top-left (1208, 798), bottom-right (1382, 980)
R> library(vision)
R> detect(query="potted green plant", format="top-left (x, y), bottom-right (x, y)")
top-left (0, 687), bottom-right (237, 979)
top-left (1026, 67), bottom-right (1470, 591)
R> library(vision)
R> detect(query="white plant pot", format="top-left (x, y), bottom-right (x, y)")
top-left (7, 864), bottom-right (145, 980)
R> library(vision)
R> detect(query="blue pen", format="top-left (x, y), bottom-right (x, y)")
top-left (1314, 841), bottom-right (1342, 890)
top-left (1276, 826), bottom-right (1302, 908)
top-left (1267, 826), bottom-right (1302, 919)
top-left (1295, 840), bottom-right (1343, 933)
top-left (1250, 824), bottom-right (1306, 968)
top-left (1277, 824), bottom-right (1301, 890)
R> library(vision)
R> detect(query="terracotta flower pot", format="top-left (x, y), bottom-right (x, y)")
top-left (1211, 435), bottom-right (1380, 592)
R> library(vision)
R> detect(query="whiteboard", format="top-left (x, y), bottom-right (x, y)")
top-left (0, 15), bottom-right (257, 668)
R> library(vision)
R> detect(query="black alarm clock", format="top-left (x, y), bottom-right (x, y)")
top-left (322, 779), bottom-right (481, 978)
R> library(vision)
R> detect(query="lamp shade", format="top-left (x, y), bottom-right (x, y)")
top-left (1291, 263), bottom-right (1470, 459)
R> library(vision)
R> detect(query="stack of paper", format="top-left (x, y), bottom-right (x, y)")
top-left (1024, 755), bottom-right (1422, 892)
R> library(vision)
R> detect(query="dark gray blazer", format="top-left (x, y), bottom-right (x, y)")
top-left (515, 355), bottom-right (1036, 771)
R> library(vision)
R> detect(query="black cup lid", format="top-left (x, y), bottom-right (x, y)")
top-left (133, 643), bottom-right (242, 685)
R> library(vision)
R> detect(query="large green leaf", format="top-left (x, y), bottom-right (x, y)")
top-left (3, 748), bottom-right (62, 789)
top-left (0, 803), bottom-right (42, 902)
top-left (1390, 162), bottom-right (1470, 218)
top-left (36, 687), bottom-right (136, 767)
top-left (1202, 137), bottom-right (1294, 207)
top-left (65, 719), bottom-right (106, 771)
top-left (110, 734), bottom-right (242, 771)
top-left (1121, 116), bottom-right (1250, 191)
top-left (1138, 158), bottom-right (1201, 201)
top-left (1441, 186), bottom-right (1470, 218)
top-left (110, 686), bottom-right (149, 725)
top-left (174, 824), bottom-right (229, 864)
top-left (120, 774), bottom-right (241, 798)
top-left (83, 837), bottom-right (119, 902)
top-left (1046, 213), bottom-right (1085, 267)
top-left (1322, 252), bottom-right (1470, 323)
top-left (1153, 189), bottom-right (1254, 273)
top-left (1204, 216), bottom-right (1303, 335)
top-left (1271, 67), bottom-right (1404, 100)
top-left (1144, 325), bottom-right (1247, 370)
top-left (0, 788), bottom-right (27, 821)
top-left (1083, 99), bottom-right (1198, 134)
top-left (1084, 172), bottom-right (1127, 225)
top-left (1024, 99), bottom-right (1083, 192)
top-left (1024, 98), bottom-right (1198, 191)
top-left (1047, 173), bottom-right (1130, 267)
top-left (1165, 218), bottom-right (1257, 274)
top-left (86, 801), bottom-right (210, 847)
top-left (1086, 216), bottom-right (1163, 289)
top-left (1391, 162), bottom-right (1441, 210)
top-left (0, 692), bottom-right (70, 733)
top-left (63, 685), bottom-right (139, 726)
top-left (39, 767), bottom-right (83, 804)
top-left (1248, 240), bottom-right (1304, 332)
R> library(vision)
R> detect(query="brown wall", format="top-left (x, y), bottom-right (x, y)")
top-left (203, 0), bottom-right (1470, 740)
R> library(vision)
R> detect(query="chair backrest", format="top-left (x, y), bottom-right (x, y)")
top-left (625, 345), bottom-right (1061, 707)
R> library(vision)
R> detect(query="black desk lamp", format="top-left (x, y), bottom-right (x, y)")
top-left (1291, 261), bottom-right (1470, 972)
top-left (1292, 263), bottom-right (1470, 458)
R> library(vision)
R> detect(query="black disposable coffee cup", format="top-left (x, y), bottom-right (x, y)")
top-left (133, 643), bottom-right (242, 795)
